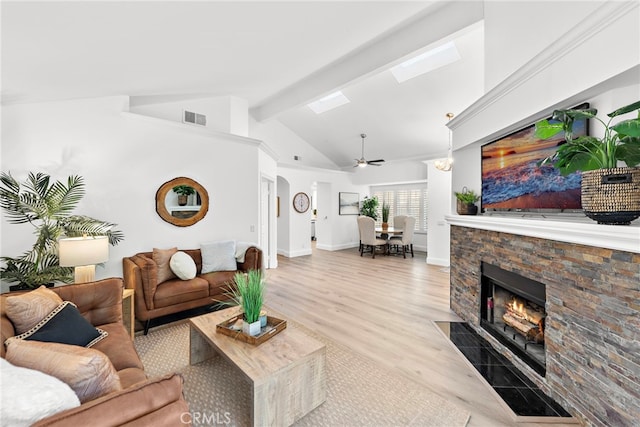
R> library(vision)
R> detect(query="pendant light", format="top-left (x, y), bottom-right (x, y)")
top-left (435, 113), bottom-right (454, 171)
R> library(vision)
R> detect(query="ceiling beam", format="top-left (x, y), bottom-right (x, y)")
top-left (250, 1), bottom-right (484, 122)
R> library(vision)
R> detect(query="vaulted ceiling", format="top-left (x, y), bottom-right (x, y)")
top-left (1, 1), bottom-right (485, 170)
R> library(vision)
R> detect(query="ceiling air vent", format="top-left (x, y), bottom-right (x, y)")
top-left (183, 110), bottom-right (207, 126)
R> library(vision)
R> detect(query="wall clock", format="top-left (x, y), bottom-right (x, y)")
top-left (293, 192), bottom-right (310, 213)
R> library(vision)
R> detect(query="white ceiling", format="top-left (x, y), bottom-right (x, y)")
top-left (1, 1), bottom-right (485, 170)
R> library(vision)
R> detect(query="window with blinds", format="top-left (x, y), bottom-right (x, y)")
top-left (371, 184), bottom-right (428, 232)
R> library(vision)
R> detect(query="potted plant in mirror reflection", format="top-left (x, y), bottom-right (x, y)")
top-left (455, 187), bottom-right (480, 215)
top-left (381, 202), bottom-right (390, 230)
top-left (226, 270), bottom-right (265, 336)
top-left (535, 101), bottom-right (640, 225)
top-left (172, 185), bottom-right (195, 206)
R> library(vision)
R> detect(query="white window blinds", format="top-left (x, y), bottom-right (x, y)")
top-left (371, 183), bottom-right (428, 232)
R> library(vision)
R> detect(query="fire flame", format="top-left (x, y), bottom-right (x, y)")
top-left (511, 299), bottom-right (524, 314)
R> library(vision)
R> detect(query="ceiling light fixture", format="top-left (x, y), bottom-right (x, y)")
top-left (435, 113), bottom-right (454, 172)
top-left (307, 91), bottom-right (350, 114)
top-left (391, 41), bottom-right (461, 83)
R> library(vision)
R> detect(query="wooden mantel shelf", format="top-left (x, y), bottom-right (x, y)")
top-left (446, 214), bottom-right (640, 254)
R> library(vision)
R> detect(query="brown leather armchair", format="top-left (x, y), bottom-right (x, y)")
top-left (1, 278), bottom-right (190, 426)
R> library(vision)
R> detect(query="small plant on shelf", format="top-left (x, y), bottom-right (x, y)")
top-left (172, 185), bottom-right (195, 206)
top-left (454, 187), bottom-right (480, 215)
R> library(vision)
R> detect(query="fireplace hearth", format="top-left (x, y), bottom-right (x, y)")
top-left (480, 262), bottom-right (546, 376)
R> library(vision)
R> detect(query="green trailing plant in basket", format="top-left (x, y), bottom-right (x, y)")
top-left (0, 171), bottom-right (124, 289)
top-left (229, 270), bottom-right (265, 324)
top-left (534, 101), bottom-right (640, 175)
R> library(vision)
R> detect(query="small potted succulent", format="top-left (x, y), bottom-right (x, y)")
top-left (172, 185), bottom-right (195, 206)
top-left (455, 187), bottom-right (480, 215)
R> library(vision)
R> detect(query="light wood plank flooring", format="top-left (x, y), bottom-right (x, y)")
top-left (265, 245), bottom-right (576, 427)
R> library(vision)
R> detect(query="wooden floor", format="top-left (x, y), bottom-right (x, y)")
top-left (266, 245), bottom-right (576, 427)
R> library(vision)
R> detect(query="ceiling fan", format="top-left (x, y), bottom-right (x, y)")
top-left (354, 133), bottom-right (385, 168)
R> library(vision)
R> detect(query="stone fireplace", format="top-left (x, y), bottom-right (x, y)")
top-left (448, 216), bottom-right (640, 427)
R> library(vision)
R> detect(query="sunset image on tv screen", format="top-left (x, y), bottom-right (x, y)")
top-left (481, 119), bottom-right (587, 211)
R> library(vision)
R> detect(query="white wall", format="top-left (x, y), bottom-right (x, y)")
top-left (426, 161), bottom-right (452, 266)
top-left (484, 1), bottom-right (603, 91)
top-left (130, 95), bottom-right (249, 137)
top-left (249, 117), bottom-right (339, 170)
top-left (276, 165), bottom-right (367, 256)
top-left (1, 96), bottom-right (263, 287)
top-left (453, 1), bottom-right (639, 151)
top-left (451, 1), bottom-right (639, 224)
top-left (350, 160), bottom-right (427, 186)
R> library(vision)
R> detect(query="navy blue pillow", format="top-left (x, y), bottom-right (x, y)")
top-left (12, 301), bottom-right (107, 347)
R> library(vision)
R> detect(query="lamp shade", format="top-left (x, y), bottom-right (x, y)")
top-left (59, 236), bottom-right (109, 267)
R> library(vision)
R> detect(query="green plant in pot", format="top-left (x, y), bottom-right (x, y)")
top-left (535, 101), bottom-right (640, 224)
top-left (0, 172), bottom-right (124, 289)
top-left (360, 196), bottom-right (379, 220)
top-left (381, 202), bottom-right (390, 230)
top-left (172, 185), bottom-right (195, 206)
top-left (229, 270), bottom-right (265, 336)
top-left (454, 187), bottom-right (480, 215)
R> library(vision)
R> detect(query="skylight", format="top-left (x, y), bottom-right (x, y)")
top-left (391, 41), bottom-right (461, 83)
top-left (307, 91), bottom-right (350, 114)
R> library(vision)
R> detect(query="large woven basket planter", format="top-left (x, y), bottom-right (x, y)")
top-left (581, 167), bottom-right (640, 225)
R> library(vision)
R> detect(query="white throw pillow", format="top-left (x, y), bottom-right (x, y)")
top-left (169, 251), bottom-right (197, 280)
top-left (0, 358), bottom-right (80, 426)
top-left (201, 240), bottom-right (237, 273)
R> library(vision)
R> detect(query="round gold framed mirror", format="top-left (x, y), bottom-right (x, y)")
top-left (155, 177), bottom-right (209, 227)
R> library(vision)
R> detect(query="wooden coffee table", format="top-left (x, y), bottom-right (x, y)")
top-left (189, 306), bottom-right (326, 427)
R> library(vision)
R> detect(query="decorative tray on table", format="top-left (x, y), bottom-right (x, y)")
top-left (216, 313), bottom-right (287, 345)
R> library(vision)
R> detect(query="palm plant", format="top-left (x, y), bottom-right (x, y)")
top-left (0, 172), bottom-right (124, 288)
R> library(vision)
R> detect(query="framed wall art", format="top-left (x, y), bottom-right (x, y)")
top-left (339, 192), bottom-right (359, 215)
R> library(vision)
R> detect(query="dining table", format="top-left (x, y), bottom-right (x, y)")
top-left (375, 226), bottom-right (402, 239)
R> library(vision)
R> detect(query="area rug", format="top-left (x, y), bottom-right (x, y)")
top-left (135, 321), bottom-right (470, 427)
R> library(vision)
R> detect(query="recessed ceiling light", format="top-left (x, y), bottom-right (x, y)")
top-left (307, 91), bottom-right (350, 114)
top-left (391, 41), bottom-right (461, 83)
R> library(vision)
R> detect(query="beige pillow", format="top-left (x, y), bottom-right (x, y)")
top-left (5, 286), bottom-right (63, 334)
top-left (5, 339), bottom-right (122, 403)
top-left (169, 251), bottom-right (197, 280)
top-left (152, 247), bottom-right (178, 284)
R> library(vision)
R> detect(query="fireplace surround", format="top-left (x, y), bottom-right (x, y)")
top-left (480, 262), bottom-right (546, 377)
top-left (448, 218), bottom-right (640, 427)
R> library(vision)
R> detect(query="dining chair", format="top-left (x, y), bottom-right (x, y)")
top-left (357, 216), bottom-right (388, 258)
top-left (391, 216), bottom-right (415, 258)
top-left (389, 215), bottom-right (407, 246)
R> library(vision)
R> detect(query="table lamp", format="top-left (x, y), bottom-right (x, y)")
top-left (59, 236), bottom-right (109, 283)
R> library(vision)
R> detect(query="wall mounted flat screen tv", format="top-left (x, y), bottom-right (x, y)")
top-left (481, 104), bottom-right (588, 212)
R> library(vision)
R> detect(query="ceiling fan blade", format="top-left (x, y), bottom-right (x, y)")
top-left (367, 159), bottom-right (385, 163)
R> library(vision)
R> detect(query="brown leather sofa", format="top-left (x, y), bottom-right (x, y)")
top-left (123, 246), bottom-right (262, 334)
top-left (0, 278), bottom-right (190, 426)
